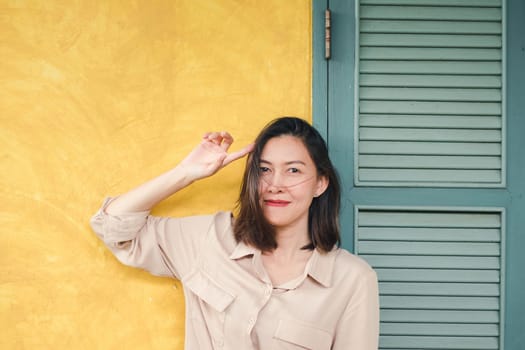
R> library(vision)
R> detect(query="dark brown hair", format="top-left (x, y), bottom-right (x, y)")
top-left (233, 117), bottom-right (341, 253)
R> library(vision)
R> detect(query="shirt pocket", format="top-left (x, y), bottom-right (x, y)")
top-left (184, 269), bottom-right (235, 346)
top-left (273, 319), bottom-right (333, 350)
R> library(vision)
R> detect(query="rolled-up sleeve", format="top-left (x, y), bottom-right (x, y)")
top-left (90, 197), bottom-right (216, 280)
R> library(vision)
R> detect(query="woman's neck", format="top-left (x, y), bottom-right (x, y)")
top-left (269, 225), bottom-right (311, 261)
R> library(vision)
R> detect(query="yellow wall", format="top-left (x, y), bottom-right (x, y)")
top-left (1, 1), bottom-right (311, 349)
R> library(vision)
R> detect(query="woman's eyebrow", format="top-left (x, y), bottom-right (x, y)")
top-left (259, 159), bottom-right (306, 166)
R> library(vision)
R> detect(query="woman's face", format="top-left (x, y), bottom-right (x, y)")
top-left (258, 135), bottom-right (328, 233)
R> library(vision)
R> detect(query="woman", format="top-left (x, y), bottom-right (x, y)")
top-left (90, 117), bottom-right (379, 349)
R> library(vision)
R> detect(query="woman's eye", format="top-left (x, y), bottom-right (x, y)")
top-left (288, 168), bottom-right (299, 173)
top-left (259, 167), bottom-right (270, 173)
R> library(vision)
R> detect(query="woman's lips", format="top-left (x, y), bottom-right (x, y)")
top-left (264, 199), bottom-right (291, 207)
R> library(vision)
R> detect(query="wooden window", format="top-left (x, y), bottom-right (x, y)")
top-left (356, 0), bottom-right (505, 187)
top-left (356, 207), bottom-right (505, 349)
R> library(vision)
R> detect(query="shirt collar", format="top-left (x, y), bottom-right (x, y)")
top-left (229, 241), bottom-right (257, 260)
top-left (307, 247), bottom-right (337, 288)
top-left (230, 241), bottom-right (338, 288)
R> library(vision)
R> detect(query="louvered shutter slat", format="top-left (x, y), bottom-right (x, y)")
top-left (360, 115), bottom-right (502, 129)
top-left (379, 335), bottom-right (499, 349)
top-left (360, 241), bottom-right (500, 255)
top-left (360, 128), bottom-right (501, 142)
top-left (361, 255), bottom-right (501, 269)
top-left (360, 101), bottom-right (501, 115)
top-left (361, 61), bottom-right (501, 74)
top-left (381, 295), bottom-right (500, 309)
top-left (381, 309), bottom-right (500, 323)
top-left (359, 155), bottom-right (501, 169)
top-left (360, 74), bottom-right (502, 88)
top-left (358, 227), bottom-right (501, 241)
top-left (376, 268), bottom-right (500, 282)
top-left (361, 34), bottom-right (502, 47)
top-left (361, 6), bottom-right (501, 21)
top-left (359, 141), bottom-right (501, 156)
top-left (381, 322), bottom-right (499, 336)
top-left (361, 0), bottom-right (501, 6)
top-left (360, 20), bottom-right (502, 34)
top-left (360, 87), bottom-right (501, 101)
top-left (379, 282), bottom-right (500, 296)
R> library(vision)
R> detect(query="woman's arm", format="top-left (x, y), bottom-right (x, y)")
top-left (90, 131), bottom-right (253, 278)
top-left (332, 269), bottom-right (380, 349)
top-left (105, 131), bottom-right (254, 214)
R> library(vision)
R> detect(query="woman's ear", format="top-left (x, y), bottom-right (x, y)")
top-left (314, 176), bottom-right (329, 197)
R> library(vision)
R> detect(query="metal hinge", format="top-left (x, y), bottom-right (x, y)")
top-left (325, 9), bottom-right (331, 59)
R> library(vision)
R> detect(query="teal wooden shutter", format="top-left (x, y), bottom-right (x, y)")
top-left (315, 0), bottom-right (524, 348)
top-left (355, 207), bottom-right (504, 350)
top-left (357, 0), bottom-right (504, 187)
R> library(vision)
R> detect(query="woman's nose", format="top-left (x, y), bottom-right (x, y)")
top-left (264, 173), bottom-right (285, 191)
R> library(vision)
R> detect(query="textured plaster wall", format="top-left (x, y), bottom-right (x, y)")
top-left (0, 1), bottom-right (311, 348)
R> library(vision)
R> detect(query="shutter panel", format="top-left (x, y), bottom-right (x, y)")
top-left (355, 207), bottom-right (504, 350)
top-left (357, 0), bottom-right (504, 187)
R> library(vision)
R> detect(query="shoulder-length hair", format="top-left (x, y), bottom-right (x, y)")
top-left (233, 117), bottom-right (341, 253)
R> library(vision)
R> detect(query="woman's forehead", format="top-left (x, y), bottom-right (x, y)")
top-left (260, 135), bottom-right (313, 164)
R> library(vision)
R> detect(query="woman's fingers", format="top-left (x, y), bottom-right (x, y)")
top-left (203, 132), bottom-right (222, 145)
top-left (201, 131), bottom-right (253, 167)
top-left (202, 131), bottom-right (234, 151)
top-left (224, 143), bottom-right (254, 165)
top-left (219, 131), bottom-right (234, 151)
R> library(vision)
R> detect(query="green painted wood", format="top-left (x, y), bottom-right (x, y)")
top-left (376, 268), bottom-right (500, 282)
top-left (360, 241), bottom-right (501, 255)
top-left (360, 20), bottom-right (502, 34)
top-left (356, 207), bottom-right (504, 346)
top-left (359, 155), bottom-right (501, 168)
top-left (380, 295), bottom-right (500, 309)
top-left (360, 61), bottom-right (502, 74)
top-left (381, 322), bottom-right (499, 336)
top-left (361, 0), bottom-right (501, 6)
top-left (360, 74), bottom-right (502, 87)
top-left (358, 210), bottom-right (501, 227)
top-left (360, 47), bottom-right (502, 60)
top-left (315, 0), bottom-right (525, 348)
top-left (358, 227), bottom-right (501, 241)
top-left (379, 282), bottom-right (500, 296)
top-left (359, 168), bottom-right (502, 182)
top-left (359, 141), bottom-right (502, 155)
top-left (379, 335), bottom-right (499, 349)
top-left (503, 0), bottom-right (525, 346)
top-left (380, 309), bottom-right (500, 323)
top-left (361, 255), bottom-right (501, 269)
top-left (361, 33), bottom-right (502, 47)
top-left (360, 5), bottom-right (501, 21)
top-left (311, 0), bottom-right (328, 140)
top-left (359, 128), bottom-right (502, 142)
top-left (359, 115), bottom-right (502, 129)
top-left (360, 101), bottom-right (501, 115)
top-left (360, 87), bottom-right (501, 101)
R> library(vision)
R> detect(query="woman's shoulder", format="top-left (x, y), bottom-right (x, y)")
top-left (210, 211), bottom-right (237, 252)
top-left (212, 210), bottom-right (234, 228)
top-left (331, 247), bottom-right (377, 278)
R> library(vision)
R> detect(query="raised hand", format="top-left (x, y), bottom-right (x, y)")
top-left (179, 131), bottom-right (254, 182)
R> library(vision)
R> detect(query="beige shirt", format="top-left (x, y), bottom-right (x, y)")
top-left (90, 198), bottom-right (379, 350)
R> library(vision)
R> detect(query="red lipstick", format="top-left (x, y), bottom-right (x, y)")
top-left (264, 199), bottom-right (290, 207)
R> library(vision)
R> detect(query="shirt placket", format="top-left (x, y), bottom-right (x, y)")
top-left (246, 251), bottom-right (274, 335)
